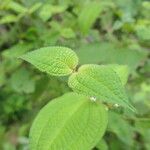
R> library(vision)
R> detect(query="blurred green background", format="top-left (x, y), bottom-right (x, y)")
top-left (0, 0), bottom-right (150, 150)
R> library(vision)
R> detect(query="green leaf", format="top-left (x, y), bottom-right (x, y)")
top-left (2, 42), bottom-right (33, 59)
top-left (108, 111), bottom-right (135, 146)
top-left (68, 64), bottom-right (135, 111)
top-left (76, 42), bottom-right (148, 73)
top-left (107, 64), bottom-right (129, 85)
top-left (3, 94), bottom-right (27, 115)
top-left (39, 4), bottom-right (66, 21)
top-left (10, 68), bottom-right (35, 94)
top-left (96, 139), bottom-right (108, 150)
top-left (0, 14), bottom-right (18, 24)
top-left (78, 2), bottom-right (102, 34)
top-left (8, 1), bottom-right (27, 14)
top-left (29, 3), bottom-right (42, 14)
top-left (39, 4), bottom-right (52, 21)
top-left (135, 118), bottom-right (150, 149)
top-left (30, 92), bottom-right (108, 150)
top-left (136, 25), bottom-right (150, 41)
top-left (20, 46), bottom-right (78, 76)
top-left (61, 28), bottom-right (75, 39)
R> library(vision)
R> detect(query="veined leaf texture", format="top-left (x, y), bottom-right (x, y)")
top-left (20, 46), bottom-right (78, 76)
top-left (30, 92), bottom-right (108, 150)
top-left (107, 64), bottom-right (129, 85)
top-left (68, 64), bottom-right (135, 111)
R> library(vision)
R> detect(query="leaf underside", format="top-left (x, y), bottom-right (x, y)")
top-left (68, 64), bottom-right (135, 111)
top-left (20, 46), bottom-right (78, 76)
top-left (30, 92), bottom-right (108, 150)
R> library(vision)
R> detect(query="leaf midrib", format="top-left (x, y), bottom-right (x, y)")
top-left (36, 99), bottom-right (87, 150)
top-left (64, 101), bottom-right (91, 150)
top-left (46, 100), bottom-right (87, 150)
top-left (26, 57), bottom-right (73, 75)
top-left (77, 71), bottom-right (128, 107)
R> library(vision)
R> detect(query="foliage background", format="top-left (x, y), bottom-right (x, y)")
top-left (0, 0), bottom-right (149, 150)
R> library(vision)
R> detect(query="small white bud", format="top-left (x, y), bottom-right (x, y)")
top-left (114, 103), bottom-right (119, 107)
top-left (90, 96), bottom-right (96, 102)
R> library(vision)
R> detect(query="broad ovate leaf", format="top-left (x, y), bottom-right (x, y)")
top-left (20, 46), bottom-right (78, 76)
top-left (107, 64), bottom-right (129, 85)
top-left (68, 65), bottom-right (135, 111)
top-left (30, 92), bottom-right (108, 150)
